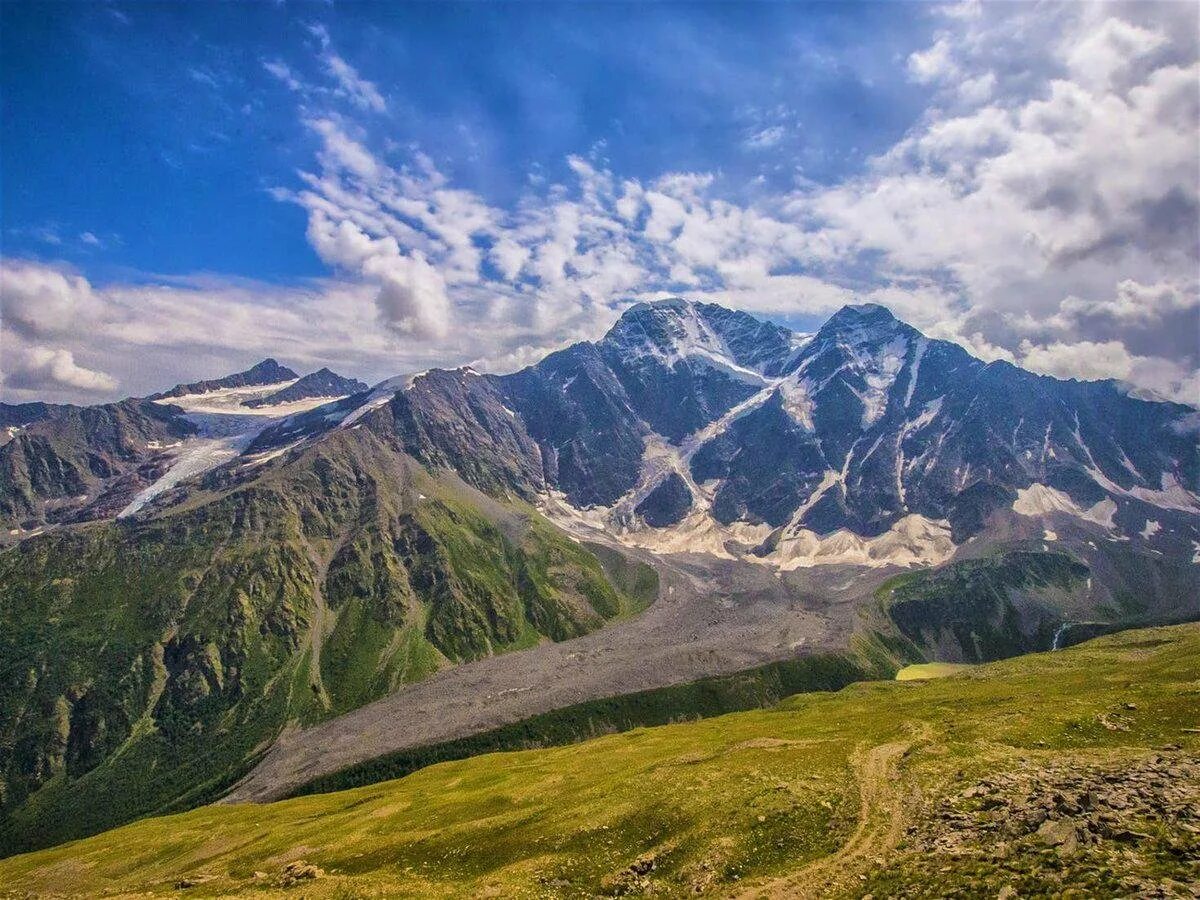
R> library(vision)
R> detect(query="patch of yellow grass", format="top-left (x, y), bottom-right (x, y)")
top-left (894, 662), bottom-right (973, 681)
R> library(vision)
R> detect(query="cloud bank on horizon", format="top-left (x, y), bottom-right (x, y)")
top-left (1, 1), bottom-right (1197, 406)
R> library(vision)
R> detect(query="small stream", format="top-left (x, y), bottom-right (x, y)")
top-left (1051, 622), bottom-right (1072, 651)
top-left (1051, 621), bottom-right (1112, 651)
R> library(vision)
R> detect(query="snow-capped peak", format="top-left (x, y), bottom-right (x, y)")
top-left (602, 298), bottom-right (795, 379)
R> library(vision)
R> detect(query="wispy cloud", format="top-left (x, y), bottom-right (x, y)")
top-left (3, 2), bottom-right (1197, 406)
top-left (743, 125), bottom-right (785, 150)
top-left (323, 53), bottom-right (386, 113)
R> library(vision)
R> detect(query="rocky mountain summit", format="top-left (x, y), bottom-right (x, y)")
top-left (149, 358), bottom-right (298, 400)
top-left (243, 367), bottom-right (368, 408)
top-left (234, 299), bottom-right (1196, 574)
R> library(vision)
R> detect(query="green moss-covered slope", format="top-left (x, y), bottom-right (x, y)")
top-left (0, 624), bottom-right (1195, 898)
top-left (0, 427), bottom-right (649, 855)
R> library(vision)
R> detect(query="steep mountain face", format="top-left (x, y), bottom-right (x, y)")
top-left (363, 301), bottom-right (807, 510)
top-left (0, 402), bottom-right (72, 432)
top-left (310, 300), bottom-right (1197, 568)
top-left (0, 399), bottom-right (197, 531)
top-left (1, 361), bottom-right (376, 533)
top-left (164, 299), bottom-right (1198, 597)
top-left (243, 368), bottom-right (368, 408)
top-left (150, 358), bottom-right (299, 400)
top-left (0, 421), bottom-right (650, 854)
top-left (683, 303), bottom-right (1199, 553)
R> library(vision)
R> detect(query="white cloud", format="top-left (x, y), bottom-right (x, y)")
top-left (324, 53), bottom-right (386, 113)
top-left (308, 118), bottom-right (381, 182)
top-left (6, 3), bottom-right (1197, 406)
top-left (263, 59), bottom-right (304, 92)
top-left (907, 35), bottom-right (957, 84)
top-left (1017, 337), bottom-right (1199, 405)
top-left (0, 260), bottom-right (103, 338)
top-left (1065, 16), bottom-right (1166, 92)
top-left (744, 125), bottom-right (785, 150)
top-left (2, 343), bottom-right (117, 394)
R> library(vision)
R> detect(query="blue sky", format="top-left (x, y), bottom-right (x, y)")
top-left (2, 1), bottom-right (1198, 405)
top-left (2, 2), bottom-right (928, 280)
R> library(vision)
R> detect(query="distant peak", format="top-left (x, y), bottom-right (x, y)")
top-left (621, 297), bottom-right (691, 318)
top-left (815, 303), bottom-right (908, 342)
top-left (248, 358), bottom-right (287, 372)
top-left (827, 303), bottom-right (896, 324)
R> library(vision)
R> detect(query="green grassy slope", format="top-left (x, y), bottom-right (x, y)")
top-left (2, 624), bottom-right (1195, 898)
top-left (0, 427), bottom-right (651, 856)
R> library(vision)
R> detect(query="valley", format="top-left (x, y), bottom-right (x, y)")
top-left (1, 624), bottom-right (1195, 897)
top-left (1, 299), bottom-right (1197, 864)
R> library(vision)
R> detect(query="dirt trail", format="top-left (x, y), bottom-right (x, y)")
top-left (735, 723), bottom-right (929, 900)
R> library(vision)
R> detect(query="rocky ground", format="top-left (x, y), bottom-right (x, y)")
top-left (224, 547), bottom-right (879, 802)
top-left (877, 750), bottom-right (1200, 898)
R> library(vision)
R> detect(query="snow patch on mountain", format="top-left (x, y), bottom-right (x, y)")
top-left (777, 378), bottom-right (815, 430)
top-left (338, 373), bottom-right (421, 428)
top-left (772, 514), bottom-right (955, 570)
top-left (153, 380), bottom-right (325, 417)
top-left (125, 382), bottom-right (353, 517)
top-left (119, 434), bottom-right (255, 517)
top-left (1012, 483), bottom-right (1118, 529)
top-left (848, 335), bottom-right (908, 428)
top-left (605, 299), bottom-right (776, 382)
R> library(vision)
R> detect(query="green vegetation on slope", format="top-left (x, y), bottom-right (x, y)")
top-left (2, 625), bottom-right (1195, 898)
top-left (879, 549), bottom-right (1091, 661)
top-left (893, 662), bottom-right (973, 681)
top-left (291, 649), bottom-right (891, 798)
top-left (0, 427), bottom-right (651, 856)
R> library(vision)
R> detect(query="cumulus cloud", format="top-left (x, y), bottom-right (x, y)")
top-left (2, 344), bottom-right (117, 394)
top-left (268, 1), bottom-right (1197, 404)
top-left (1, 260), bottom-right (103, 338)
top-left (5, 3), bottom-right (1197, 406)
top-left (0, 261), bottom-right (447, 402)
top-left (1017, 337), bottom-right (1199, 405)
top-left (907, 35), bottom-right (957, 84)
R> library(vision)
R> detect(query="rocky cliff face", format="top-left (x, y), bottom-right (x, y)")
top-left (0, 399), bottom-right (197, 530)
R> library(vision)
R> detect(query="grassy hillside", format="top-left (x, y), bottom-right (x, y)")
top-left (0, 427), bottom-right (651, 856)
top-left (2, 624), bottom-right (1195, 898)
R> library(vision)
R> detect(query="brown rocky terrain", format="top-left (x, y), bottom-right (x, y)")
top-left (891, 751), bottom-right (1200, 898)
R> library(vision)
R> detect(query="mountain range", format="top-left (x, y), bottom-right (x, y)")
top-left (1, 299), bottom-right (1197, 854)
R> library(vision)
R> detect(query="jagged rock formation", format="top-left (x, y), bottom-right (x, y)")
top-left (0, 399), bottom-right (197, 529)
top-left (150, 358), bottom-right (298, 400)
top-left (243, 368), bottom-right (368, 408)
top-left (635, 472), bottom-right (692, 527)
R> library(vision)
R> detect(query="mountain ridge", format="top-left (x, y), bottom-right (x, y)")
top-left (1, 297), bottom-right (1197, 856)
top-left (148, 358), bottom-right (299, 400)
